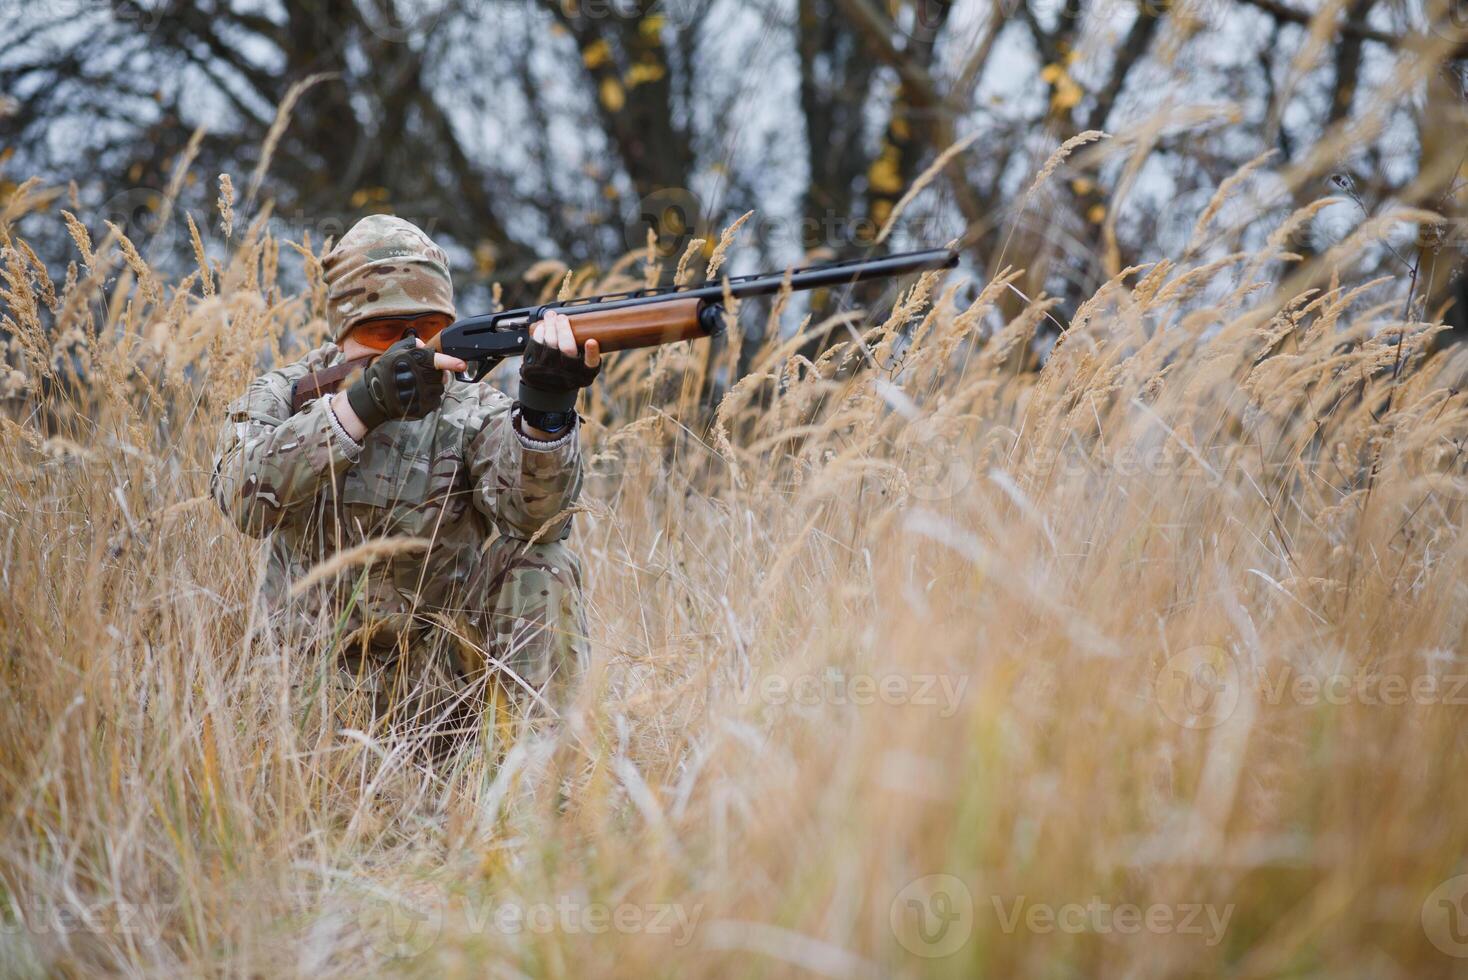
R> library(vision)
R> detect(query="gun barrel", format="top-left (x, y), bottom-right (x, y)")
top-left (437, 247), bottom-right (960, 372)
top-left (550, 246), bottom-right (959, 316)
top-left (730, 247), bottom-right (959, 299)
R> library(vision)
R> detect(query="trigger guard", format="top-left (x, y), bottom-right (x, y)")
top-left (457, 360), bottom-right (493, 383)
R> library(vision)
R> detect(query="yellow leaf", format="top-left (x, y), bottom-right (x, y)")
top-left (475, 241), bottom-right (497, 276)
top-left (582, 38), bottom-right (611, 69)
top-left (1071, 177), bottom-right (1094, 195)
top-left (626, 62), bottom-right (666, 88)
top-left (890, 115), bottom-right (910, 141)
top-left (871, 198), bottom-right (893, 228)
top-left (1039, 63), bottom-right (1063, 84)
top-left (349, 187), bottom-right (389, 208)
top-left (639, 13), bottom-right (665, 38)
top-left (601, 183), bottom-right (621, 199)
top-left (1051, 75), bottom-right (1083, 111)
top-left (868, 145), bottom-right (903, 195)
top-left (599, 77), bottom-right (625, 112)
top-left (1087, 203), bottom-right (1106, 224)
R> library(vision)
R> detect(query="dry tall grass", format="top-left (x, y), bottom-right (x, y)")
top-left (4, 130), bottom-right (1468, 978)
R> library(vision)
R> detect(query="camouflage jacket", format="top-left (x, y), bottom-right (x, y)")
top-left (211, 344), bottom-right (581, 617)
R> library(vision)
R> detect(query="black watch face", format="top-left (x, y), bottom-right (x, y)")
top-left (520, 405), bottom-right (575, 432)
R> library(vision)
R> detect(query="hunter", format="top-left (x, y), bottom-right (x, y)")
top-left (211, 215), bottom-right (598, 740)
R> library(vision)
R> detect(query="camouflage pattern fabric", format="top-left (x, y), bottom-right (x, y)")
top-left (321, 214), bottom-right (456, 341)
top-left (210, 342), bottom-right (589, 720)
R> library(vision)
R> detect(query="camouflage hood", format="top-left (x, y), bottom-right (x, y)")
top-left (322, 215), bottom-right (456, 341)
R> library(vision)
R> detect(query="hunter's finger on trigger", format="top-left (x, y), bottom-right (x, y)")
top-left (434, 353), bottom-right (467, 372)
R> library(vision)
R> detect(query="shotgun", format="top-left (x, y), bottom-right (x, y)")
top-left (291, 248), bottom-right (958, 410)
top-left (434, 247), bottom-right (959, 381)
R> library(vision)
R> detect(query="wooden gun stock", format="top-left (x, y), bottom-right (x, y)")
top-left (289, 356), bottom-right (372, 414)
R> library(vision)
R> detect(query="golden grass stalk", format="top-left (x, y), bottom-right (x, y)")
top-left (288, 536), bottom-right (432, 596)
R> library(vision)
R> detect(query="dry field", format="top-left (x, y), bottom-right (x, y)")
top-left (3, 127), bottom-right (1468, 978)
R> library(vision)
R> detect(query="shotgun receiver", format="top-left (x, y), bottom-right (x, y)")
top-left (432, 247), bottom-right (959, 382)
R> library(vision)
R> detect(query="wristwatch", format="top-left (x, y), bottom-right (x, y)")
top-left (515, 403), bottom-right (576, 434)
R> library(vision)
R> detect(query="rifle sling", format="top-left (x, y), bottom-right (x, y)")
top-left (290, 356), bottom-right (373, 414)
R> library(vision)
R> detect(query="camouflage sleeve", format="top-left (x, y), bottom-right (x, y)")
top-left (210, 364), bottom-right (358, 537)
top-left (465, 391), bottom-right (583, 542)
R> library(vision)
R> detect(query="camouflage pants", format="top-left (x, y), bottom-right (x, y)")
top-left (328, 538), bottom-right (588, 751)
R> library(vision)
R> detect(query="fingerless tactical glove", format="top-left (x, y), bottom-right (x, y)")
top-left (346, 336), bottom-right (447, 430)
top-left (517, 337), bottom-right (601, 432)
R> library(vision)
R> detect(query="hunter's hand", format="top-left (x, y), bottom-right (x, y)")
top-left (338, 336), bottom-right (467, 435)
top-left (517, 311), bottom-right (601, 436)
